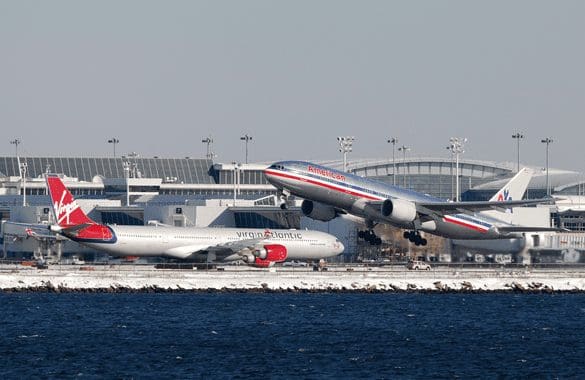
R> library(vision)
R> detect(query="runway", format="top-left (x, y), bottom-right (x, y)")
top-left (2, 263), bottom-right (585, 292)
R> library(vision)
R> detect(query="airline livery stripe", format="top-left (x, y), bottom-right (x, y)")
top-left (443, 216), bottom-right (489, 233)
top-left (264, 169), bottom-right (381, 201)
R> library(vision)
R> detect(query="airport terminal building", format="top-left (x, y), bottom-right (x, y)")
top-left (2, 155), bottom-right (585, 264)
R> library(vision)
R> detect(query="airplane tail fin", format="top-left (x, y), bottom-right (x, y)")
top-left (489, 168), bottom-right (532, 202)
top-left (46, 175), bottom-right (96, 227)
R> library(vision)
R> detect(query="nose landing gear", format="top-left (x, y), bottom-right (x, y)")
top-left (404, 230), bottom-right (427, 246)
top-left (278, 189), bottom-right (291, 209)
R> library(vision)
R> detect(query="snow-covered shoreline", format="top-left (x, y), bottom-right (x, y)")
top-left (2, 264), bottom-right (585, 293)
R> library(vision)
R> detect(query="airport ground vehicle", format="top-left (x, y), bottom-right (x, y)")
top-left (407, 260), bottom-right (431, 271)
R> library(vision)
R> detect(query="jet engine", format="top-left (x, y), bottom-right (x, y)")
top-left (381, 198), bottom-right (417, 224)
top-left (253, 244), bottom-right (288, 268)
top-left (301, 200), bottom-right (337, 222)
top-left (253, 247), bottom-right (268, 260)
top-left (242, 253), bottom-right (256, 264)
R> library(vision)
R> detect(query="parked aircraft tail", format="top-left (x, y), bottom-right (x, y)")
top-left (46, 175), bottom-right (96, 227)
top-left (45, 175), bottom-right (114, 241)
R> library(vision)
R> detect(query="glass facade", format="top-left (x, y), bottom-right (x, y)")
top-left (234, 211), bottom-right (300, 229)
top-left (218, 170), bottom-right (269, 185)
top-left (352, 159), bottom-right (514, 200)
top-left (100, 211), bottom-right (144, 226)
top-left (0, 157), bottom-right (215, 184)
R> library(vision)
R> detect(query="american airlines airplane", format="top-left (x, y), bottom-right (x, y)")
top-left (45, 175), bottom-right (344, 267)
top-left (264, 161), bottom-right (555, 246)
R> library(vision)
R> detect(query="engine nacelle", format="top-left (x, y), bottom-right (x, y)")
top-left (301, 200), bottom-right (337, 222)
top-left (381, 198), bottom-right (417, 224)
top-left (253, 247), bottom-right (268, 260)
top-left (253, 244), bottom-right (288, 268)
top-left (242, 253), bottom-right (256, 263)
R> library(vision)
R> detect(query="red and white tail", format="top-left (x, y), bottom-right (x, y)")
top-left (46, 175), bottom-right (95, 227)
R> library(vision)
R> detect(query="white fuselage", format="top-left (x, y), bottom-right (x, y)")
top-left (71, 225), bottom-right (344, 261)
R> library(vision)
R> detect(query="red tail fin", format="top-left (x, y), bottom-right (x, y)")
top-left (46, 175), bottom-right (95, 227)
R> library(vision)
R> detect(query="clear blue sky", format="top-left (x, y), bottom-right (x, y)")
top-left (1, 1), bottom-right (583, 170)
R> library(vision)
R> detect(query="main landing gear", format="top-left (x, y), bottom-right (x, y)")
top-left (358, 230), bottom-right (382, 246)
top-left (404, 231), bottom-right (427, 246)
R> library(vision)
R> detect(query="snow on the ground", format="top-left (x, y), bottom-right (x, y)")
top-left (2, 265), bottom-right (585, 292)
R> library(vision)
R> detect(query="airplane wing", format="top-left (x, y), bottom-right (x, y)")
top-left (207, 237), bottom-right (267, 253)
top-left (496, 226), bottom-right (570, 233)
top-left (163, 237), bottom-right (269, 261)
top-left (414, 198), bottom-right (554, 217)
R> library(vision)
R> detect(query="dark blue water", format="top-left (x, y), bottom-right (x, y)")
top-left (1, 293), bottom-right (584, 379)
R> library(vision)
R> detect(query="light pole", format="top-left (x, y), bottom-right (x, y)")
top-left (397, 145), bottom-right (410, 188)
top-left (446, 144), bottom-right (455, 200)
top-left (20, 161), bottom-right (27, 206)
top-left (337, 136), bottom-right (355, 172)
top-left (108, 138), bottom-right (119, 158)
top-left (232, 162), bottom-right (240, 205)
top-left (202, 136), bottom-right (215, 160)
top-left (10, 139), bottom-right (21, 157)
top-left (512, 133), bottom-right (524, 172)
top-left (126, 152), bottom-right (139, 178)
top-left (449, 137), bottom-right (466, 202)
top-left (123, 160), bottom-right (130, 206)
top-left (240, 134), bottom-right (253, 164)
top-left (541, 137), bottom-right (553, 196)
top-left (387, 137), bottom-right (398, 185)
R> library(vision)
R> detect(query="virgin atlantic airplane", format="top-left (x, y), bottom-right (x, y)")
top-left (45, 175), bottom-right (344, 267)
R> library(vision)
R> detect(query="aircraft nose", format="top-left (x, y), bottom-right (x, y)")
top-left (263, 168), bottom-right (281, 187)
top-left (263, 168), bottom-right (274, 181)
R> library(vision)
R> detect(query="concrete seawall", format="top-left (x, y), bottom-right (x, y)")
top-left (2, 264), bottom-right (585, 292)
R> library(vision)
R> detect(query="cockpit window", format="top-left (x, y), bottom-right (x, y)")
top-left (269, 164), bottom-right (285, 170)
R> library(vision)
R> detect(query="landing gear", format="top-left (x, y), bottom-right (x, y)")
top-left (404, 230), bottom-right (427, 246)
top-left (277, 189), bottom-right (291, 209)
top-left (358, 230), bottom-right (382, 246)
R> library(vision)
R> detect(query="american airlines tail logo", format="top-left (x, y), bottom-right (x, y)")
top-left (496, 189), bottom-right (512, 202)
top-left (55, 190), bottom-right (79, 225)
